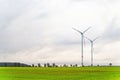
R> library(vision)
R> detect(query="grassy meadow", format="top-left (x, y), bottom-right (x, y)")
top-left (0, 66), bottom-right (120, 80)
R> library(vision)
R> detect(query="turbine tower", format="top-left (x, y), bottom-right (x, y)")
top-left (72, 27), bottom-right (91, 67)
top-left (85, 37), bottom-right (99, 66)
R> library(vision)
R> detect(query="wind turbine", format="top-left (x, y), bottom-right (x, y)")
top-left (85, 37), bottom-right (99, 66)
top-left (72, 27), bottom-right (91, 67)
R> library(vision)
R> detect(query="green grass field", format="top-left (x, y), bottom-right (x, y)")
top-left (0, 67), bottom-right (120, 80)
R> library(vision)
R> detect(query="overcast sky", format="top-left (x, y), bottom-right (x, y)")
top-left (0, 0), bottom-right (120, 65)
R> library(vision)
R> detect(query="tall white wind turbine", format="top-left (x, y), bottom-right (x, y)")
top-left (85, 37), bottom-right (99, 66)
top-left (72, 27), bottom-right (91, 67)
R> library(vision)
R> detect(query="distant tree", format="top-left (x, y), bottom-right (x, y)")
top-left (109, 63), bottom-right (112, 66)
top-left (44, 64), bottom-right (47, 67)
top-left (38, 63), bottom-right (41, 67)
top-left (81, 65), bottom-right (85, 67)
top-left (74, 64), bottom-right (78, 67)
top-left (14, 63), bottom-right (17, 67)
top-left (55, 65), bottom-right (58, 67)
top-left (4, 63), bottom-right (7, 67)
top-left (18, 63), bottom-right (20, 67)
top-left (32, 64), bottom-right (34, 67)
top-left (70, 64), bottom-right (73, 67)
top-left (97, 64), bottom-right (99, 67)
top-left (52, 63), bottom-right (56, 67)
top-left (63, 64), bottom-right (68, 67)
top-left (46, 63), bottom-right (51, 67)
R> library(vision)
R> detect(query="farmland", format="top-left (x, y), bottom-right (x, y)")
top-left (0, 66), bottom-right (120, 80)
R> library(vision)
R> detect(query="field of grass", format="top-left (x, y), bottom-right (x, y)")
top-left (0, 66), bottom-right (120, 80)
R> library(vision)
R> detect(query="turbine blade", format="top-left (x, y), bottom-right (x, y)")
top-left (93, 36), bottom-right (99, 42)
top-left (83, 27), bottom-right (91, 33)
top-left (72, 27), bottom-right (82, 34)
top-left (85, 36), bottom-right (91, 42)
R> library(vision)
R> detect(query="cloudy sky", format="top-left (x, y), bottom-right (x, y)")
top-left (0, 0), bottom-right (120, 65)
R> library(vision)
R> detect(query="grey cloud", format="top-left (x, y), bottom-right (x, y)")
top-left (0, 25), bottom-right (45, 53)
top-left (103, 17), bottom-right (120, 43)
top-left (34, 12), bottom-right (48, 20)
top-left (0, 15), bottom-right (18, 31)
top-left (55, 38), bottom-right (80, 46)
top-left (0, 0), bottom-right (49, 53)
top-left (0, 0), bottom-right (31, 30)
top-left (104, 27), bottom-right (120, 41)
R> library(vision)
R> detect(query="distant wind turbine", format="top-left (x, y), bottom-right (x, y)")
top-left (72, 27), bottom-right (91, 67)
top-left (85, 37), bottom-right (99, 66)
